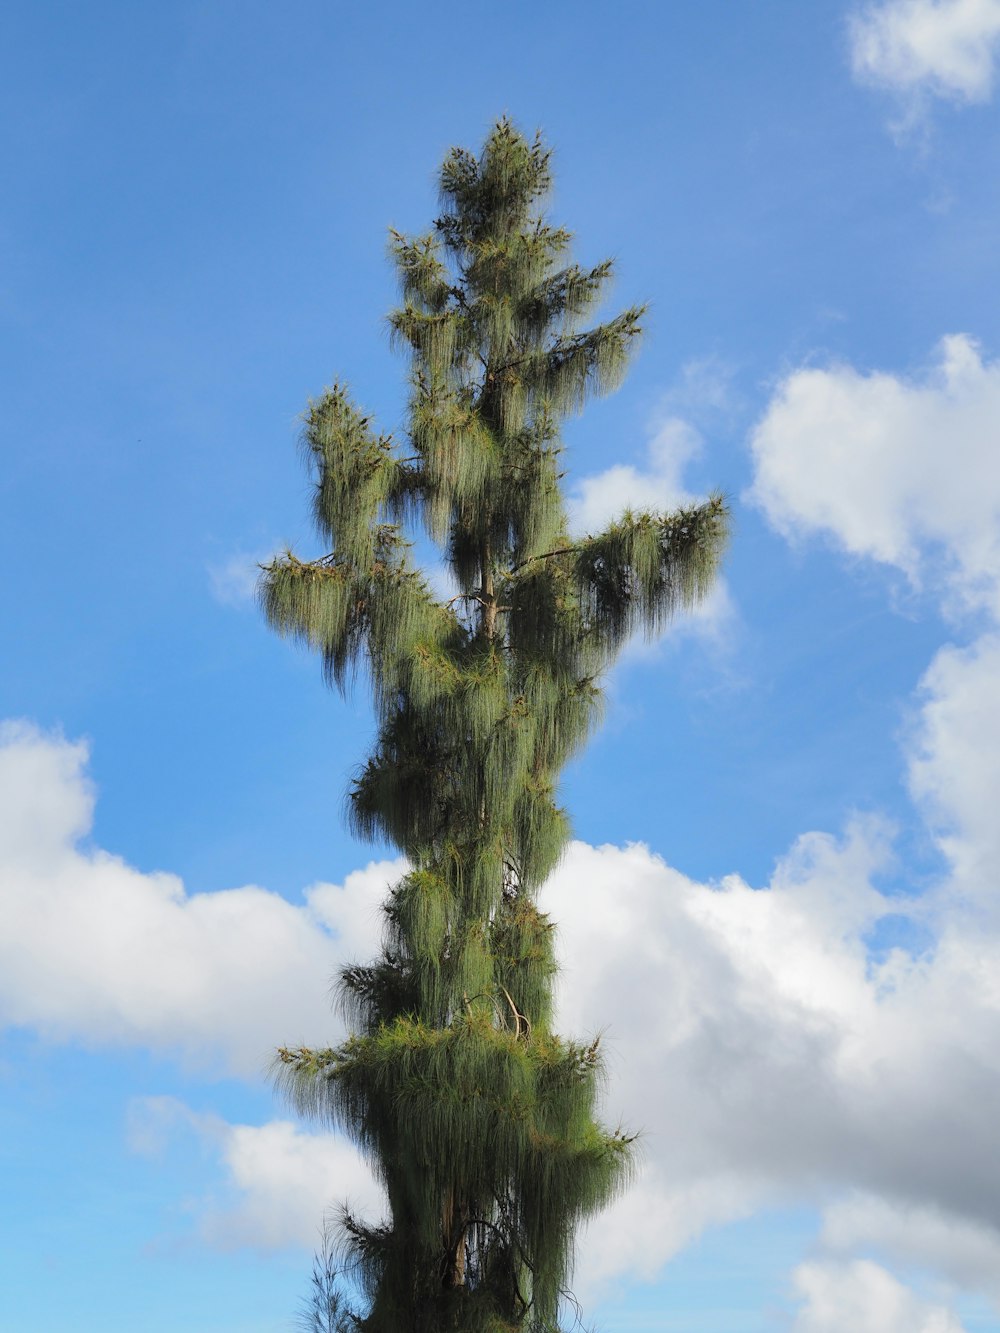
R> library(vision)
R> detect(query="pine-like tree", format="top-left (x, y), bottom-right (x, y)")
top-left (262, 120), bottom-right (728, 1332)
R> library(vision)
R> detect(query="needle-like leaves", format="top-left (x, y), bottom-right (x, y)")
top-left (262, 118), bottom-right (728, 1332)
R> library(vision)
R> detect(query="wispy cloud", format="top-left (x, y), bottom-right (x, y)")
top-left (207, 549), bottom-right (273, 608)
top-left (850, 0), bottom-right (1000, 133)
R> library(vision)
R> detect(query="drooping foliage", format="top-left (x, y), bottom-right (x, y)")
top-left (262, 120), bottom-right (729, 1332)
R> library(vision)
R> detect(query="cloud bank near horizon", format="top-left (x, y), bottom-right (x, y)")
top-left (1, 694), bottom-right (998, 1322)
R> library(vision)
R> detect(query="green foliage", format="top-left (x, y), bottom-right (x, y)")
top-left (262, 118), bottom-right (728, 1331)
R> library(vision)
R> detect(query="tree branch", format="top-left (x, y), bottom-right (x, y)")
top-left (508, 544), bottom-right (579, 575)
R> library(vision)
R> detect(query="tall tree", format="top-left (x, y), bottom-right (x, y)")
top-left (262, 119), bottom-right (728, 1332)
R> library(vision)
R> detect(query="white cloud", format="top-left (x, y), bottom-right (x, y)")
top-left (208, 549), bottom-right (272, 607)
top-left (128, 1095), bottom-right (383, 1251)
top-left (738, 329), bottom-right (1000, 1313)
top-left (791, 1258), bottom-right (966, 1332)
top-left (569, 356), bottom-right (736, 537)
top-left (908, 633), bottom-right (1000, 903)
top-left (659, 355), bottom-right (738, 420)
top-left (7, 703), bottom-right (1000, 1310)
top-left (850, 0), bottom-right (1000, 104)
top-left (125, 1091), bottom-right (223, 1157)
top-left (544, 821), bottom-right (1000, 1299)
top-left (0, 720), bottom-right (401, 1076)
top-left (569, 397), bottom-right (736, 652)
top-left (568, 415), bottom-right (703, 536)
top-left (211, 1118), bottom-right (381, 1250)
top-left (748, 334), bottom-right (1000, 618)
top-left (821, 1192), bottom-right (1000, 1299)
top-left (121, 817), bottom-right (1000, 1298)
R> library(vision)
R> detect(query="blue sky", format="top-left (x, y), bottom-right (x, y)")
top-left (4, 1), bottom-right (1000, 1329)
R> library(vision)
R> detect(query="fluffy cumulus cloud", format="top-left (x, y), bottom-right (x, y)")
top-left (791, 1258), bottom-right (966, 1332)
top-left (908, 632), bottom-right (1000, 900)
top-left (101, 821), bottom-right (1000, 1302)
top-left (568, 356), bottom-right (736, 537)
top-left (749, 334), bottom-right (1000, 617)
top-left (0, 720), bottom-right (400, 1076)
top-left (568, 414), bottom-right (704, 536)
top-left (850, 0), bottom-right (1000, 104)
top-left (738, 330), bottom-right (1000, 1316)
top-left (128, 1095), bottom-right (382, 1250)
top-left (568, 397), bottom-right (735, 649)
top-left (7, 716), bottom-right (1000, 1313)
top-left (545, 829), bottom-right (1000, 1301)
